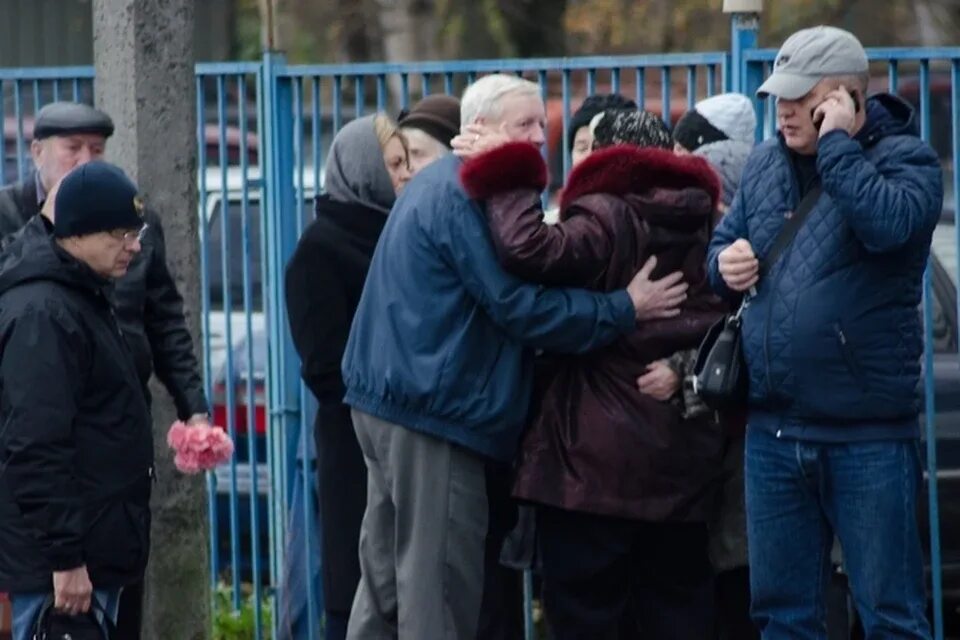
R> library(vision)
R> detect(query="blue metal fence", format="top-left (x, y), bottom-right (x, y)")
top-left (1, 10), bottom-right (958, 640)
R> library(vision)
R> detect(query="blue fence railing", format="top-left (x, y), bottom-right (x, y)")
top-left (2, 12), bottom-right (958, 640)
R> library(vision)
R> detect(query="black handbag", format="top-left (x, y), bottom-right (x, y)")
top-left (692, 184), bottom-right (823, 411)
top-left (32, 595), bottom-right (116, 640)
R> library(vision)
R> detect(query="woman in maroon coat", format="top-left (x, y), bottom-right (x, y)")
top-left (460, 109), bottom-right (726, 639)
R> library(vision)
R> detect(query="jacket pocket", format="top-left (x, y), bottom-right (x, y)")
top-left (833, 322), bottom-right (867, 391)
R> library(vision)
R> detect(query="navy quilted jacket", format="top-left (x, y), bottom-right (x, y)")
top-left (707, 94), bottom-right (943, 429)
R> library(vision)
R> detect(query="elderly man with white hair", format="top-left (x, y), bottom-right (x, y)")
top-left (340, 74), bottom-right (691, 638)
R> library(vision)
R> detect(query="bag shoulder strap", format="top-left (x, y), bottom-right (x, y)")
top-left (760, 183), bottom-right (822, 276)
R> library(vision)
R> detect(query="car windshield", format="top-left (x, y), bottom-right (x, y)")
top-left (205, 195), bottom-right (314, 312)
top-left (206, 198), bottom-right (265, 312)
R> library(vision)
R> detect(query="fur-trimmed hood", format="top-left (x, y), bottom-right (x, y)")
top-left (459, 141), bottom-right (721, 224)
top-left (561, 144), bottom-right (721, 213)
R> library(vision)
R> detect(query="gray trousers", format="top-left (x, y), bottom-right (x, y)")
top-left (347, 410), bottom-right (489, 640)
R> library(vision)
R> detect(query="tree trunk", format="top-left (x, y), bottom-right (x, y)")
top-left (93, 1), bottom-right (208, 638)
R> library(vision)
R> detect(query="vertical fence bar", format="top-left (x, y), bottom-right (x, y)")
top-left (236, 71), bottom-right (264, 639)
top-left (561, 68), bottom-right (572, 179)
top-left (660, 66), bottom-right (672, 127)
top-left (32, 80), bottom-right (41, 113)
top-left (953, 59), bottom-right (960, 323)
top-left (376, 74), bottom-right (387, 112)
top-left (400, 73), bottom-right (410, 109)
top-left (216, 72), bottom-right (243, 612)
top-left (919, 58), bottom-right (945, 640)
top-left (314, 77), bottom-right (324, 192)
top-left (421, 73), bottom-right (431, 97)
top-left (294, 77), bottom-right (305, 230)
top-left (196, 74), bottom-right (219, 604)
top-left (466, 71), bottom-right (477, 85)
top-left (636, 67), bottom-right (646, 108)
top-left (14, 80), bottom-right (26, 181)
top-left (292, 73), bottom-right (319, 639)
top-left (0, 79), bottom-right (5, 186)
top-left (354, 75), bottom-right (364, 119)
top-left (72, 77), bottom-right (80, 101)
top-left (444, 72), bottom-right (454, 95)
top-left (707, 64), bottom-right (717, 97)
top-left (332, 75), bottom-right (343, 133)
top-left (888, 59), bottom-right (899, 93)
top-left (686, 65), bottom-right (697, 110)
top-left (52, 79), bottom-right (60, 102)
top-left (729, 10), bottom-right (759, 94)
top-left (611, 68), bottom-right (621, 95)
top-left (260, 53), bottom-right (299, 639)
top-left (586, 68), bottom-right (596, 96)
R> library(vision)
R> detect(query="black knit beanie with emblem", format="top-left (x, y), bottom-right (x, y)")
top-left (54, 161), bottom-right (144, 238)
top-left (592, 109), bottom-right (673, 150)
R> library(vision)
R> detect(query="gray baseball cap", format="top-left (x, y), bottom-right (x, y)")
top-left (757, 26), bottom-right (869, 100)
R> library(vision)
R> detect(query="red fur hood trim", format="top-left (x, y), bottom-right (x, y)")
top-left (459, 142), bottom-right (548, 200)
top-left (560, 145), bottom-right (721, 213)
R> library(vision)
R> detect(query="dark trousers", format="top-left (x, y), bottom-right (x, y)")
top-left (316, 403), bottom-right (368, 640)
top-left (475, 462), bottom-right (524, 640)
top-left (115, 579), bottom-right (142, 639)
top-left (538, 506), bottom-right (714, 640)
top-left (715, 566), bottom-right (759, 640)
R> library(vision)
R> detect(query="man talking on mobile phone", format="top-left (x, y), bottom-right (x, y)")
top-left (707, 26), bottom-right (943, 639)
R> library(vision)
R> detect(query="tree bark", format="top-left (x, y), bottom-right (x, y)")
top-left (93, 1), bottom-right (208, 638)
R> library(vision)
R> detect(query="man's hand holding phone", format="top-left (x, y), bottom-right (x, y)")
top-left (812, 85), bottom-right (860, 137)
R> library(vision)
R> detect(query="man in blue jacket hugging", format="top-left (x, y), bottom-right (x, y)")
top-left (340, 73), bottom-right (689, 639)
top-left (708, 27), bottom-right (943, 639)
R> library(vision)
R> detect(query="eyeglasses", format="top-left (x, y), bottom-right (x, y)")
top-left (109, 223), bottom-right (149, 244)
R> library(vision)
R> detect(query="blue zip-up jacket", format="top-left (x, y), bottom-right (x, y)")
top-left (342, 154), bottom-right (637, 461)
top-left (707, 94), bottom-right (943, 440)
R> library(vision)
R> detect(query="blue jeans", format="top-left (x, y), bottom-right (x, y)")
top-left (11, 588), bottom-right (122, 640)
top-left (745, 428), bottom-right (931, 639)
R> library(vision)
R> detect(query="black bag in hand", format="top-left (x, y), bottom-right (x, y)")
top-left (692, 184), bottom-right (822, 411)
top-left (692, 296), bottom-right (750, 411)
top-left (32, 595), bottom-right (116, 640)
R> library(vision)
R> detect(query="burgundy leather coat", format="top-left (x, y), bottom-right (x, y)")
top-left (461, 142), bottom-right (726, 521)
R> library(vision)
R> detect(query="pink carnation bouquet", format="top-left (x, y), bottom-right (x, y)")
top-left (166, 421), bottom-right (235, 474)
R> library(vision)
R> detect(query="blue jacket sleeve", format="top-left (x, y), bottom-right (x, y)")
top-left (707, 183), bottom-right (748, 301)
top-left (817, 130), bottom-right (943, 253)
top-left (439, 201), bottom-right (637, 354)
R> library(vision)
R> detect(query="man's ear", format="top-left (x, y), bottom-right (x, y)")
top-left (30, 139), bottom-right (44, 163)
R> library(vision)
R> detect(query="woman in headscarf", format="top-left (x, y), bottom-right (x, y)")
top-left (284, 113), bottom-right (410, 640)
top-left (458, 108), bottom-right (726, 639)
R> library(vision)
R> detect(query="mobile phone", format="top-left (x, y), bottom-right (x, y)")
top-left (812, 89), bottom-right (860, 130)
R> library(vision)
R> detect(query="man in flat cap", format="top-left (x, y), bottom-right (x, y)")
top-left (0, 101), bottom-right (209, 638)
top-left (0, 161), bottom-right (154, 640)
top-left (707, 26), bottom-right (942, 638)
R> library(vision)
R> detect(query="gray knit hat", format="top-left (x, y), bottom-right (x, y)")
top-left (592, 109), bottom-right (672, 150)
top-left (695, 140), bottom-right (752, 208)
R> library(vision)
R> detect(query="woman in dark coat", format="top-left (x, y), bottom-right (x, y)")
top-left (284, 113), bottom-right (410, 640)
top-left (460, 109), bottom-right (726, 639)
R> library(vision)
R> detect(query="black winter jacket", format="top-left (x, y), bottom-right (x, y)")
top-left (0, 172), bottom-right (207, 419)
top-left (0, 216), bottom-right (154, 591)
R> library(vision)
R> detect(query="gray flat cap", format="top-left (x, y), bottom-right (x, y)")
top-left (34, 102), bottom-right (115, 140)
top-left (758, 26), bottom-right (869, 100)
